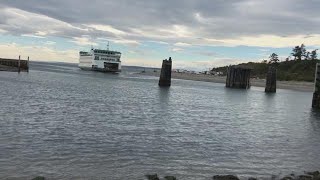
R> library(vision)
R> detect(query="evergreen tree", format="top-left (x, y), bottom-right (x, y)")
top-left (305, 51), bottom-right (310, 60)
top-left (291, 44), bottom-right (306, 61)
top-left (310, 49), bottom-right (318, 60)
top-left (301, 44), bottom-right (307, 60)
top-left (285, 56), bottom-right (291, 61)
top-left (291, 46), bottom-right (301, 60)
top-left (269, 53), bottom-right (279, 64)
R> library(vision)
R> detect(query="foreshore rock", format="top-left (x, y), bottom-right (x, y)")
top-left (31, 177), bottom-right (45, 180)
top-left (30, 171), bottom-right (320, 180)
top-left (164, 176), bottom-right (177, 180)
top-left (248, 178), bottom-right (258, 180)
top-left (306, 171), bottom-right (320, 179)
top-left (213, 175), bottom-right (240, 180)
top-left (146, 174), bottom-right (160, 180)
top-left (145, 171), bottom-right (320, 180)
top-left (281, 176), bottom-right (294, 180)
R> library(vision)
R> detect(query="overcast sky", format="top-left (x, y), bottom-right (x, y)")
top-left (0, 0), bottom-right (319, 70)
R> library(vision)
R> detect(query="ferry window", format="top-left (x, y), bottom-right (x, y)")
top-left (94, 56), bottom-right (99, 60)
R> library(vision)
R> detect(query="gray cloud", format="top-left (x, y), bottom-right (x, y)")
top-left (0, 0), bottom-right (320, 45)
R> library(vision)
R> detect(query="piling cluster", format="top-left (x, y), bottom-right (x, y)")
top-left (265, 66), bottom-right (277, 93)
top-left (226, 66), bottom-right (252, 89)
top-left (159, 57), bottom-right (172, 87)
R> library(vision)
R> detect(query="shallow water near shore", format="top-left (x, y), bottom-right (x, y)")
top-left (1, 62), bottom-right (320, 179)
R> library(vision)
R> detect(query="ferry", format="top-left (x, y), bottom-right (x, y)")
top-left (79, 46), bottom-right (121, 73)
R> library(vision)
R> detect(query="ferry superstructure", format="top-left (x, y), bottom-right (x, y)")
top-left (79, 48), bottom-right (121, 73)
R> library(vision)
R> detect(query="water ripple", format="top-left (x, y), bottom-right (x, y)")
top-left (0, 62), bottom-right (320, 179)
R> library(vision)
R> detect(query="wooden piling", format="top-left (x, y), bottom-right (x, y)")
top-left (18, 55), bottom-right (21, 73)
top-left (265, 66), bottom-right (277, 93)
top-left (27, 56), bottom-right (29, 73)
top-left (226, 66), bottom-right (251, 89)
top-left (159, 57), bottom-right (172, 87)
top-left (312, 63), bottom-right (320, 108)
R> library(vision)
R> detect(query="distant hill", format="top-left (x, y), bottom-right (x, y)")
top-left (212, 60), bottom-right (319, 82)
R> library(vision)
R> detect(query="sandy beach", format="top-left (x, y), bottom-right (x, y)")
top-left (139, 71), bottom-right (315, 92)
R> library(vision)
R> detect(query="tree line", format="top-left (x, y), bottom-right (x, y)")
top-left (265, 44), bottom-right (318, 64)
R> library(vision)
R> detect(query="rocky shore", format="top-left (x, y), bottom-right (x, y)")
top-left (138, 71), bottom-right (315, 92)
top-left (144, 171), bottom-right (320, 180)
top-left (30, 171), bottom-right (320, 180)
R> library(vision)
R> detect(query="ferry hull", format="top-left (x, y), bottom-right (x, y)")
top-left (79, 67), bottom-right (121, 73)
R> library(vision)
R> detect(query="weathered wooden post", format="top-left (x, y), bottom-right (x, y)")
top-left (159, 57), bottom-right (172, 87)
top-left (27, 56), bottom-right (29, 73)
top-left (18, 55), bottom-right (21, 73)
top-left (226, 66), bottom-right (251, 89)
top-left (265, 66), bottom-right (277, 93)
top-left (312, 63), bottom-right (320, 108)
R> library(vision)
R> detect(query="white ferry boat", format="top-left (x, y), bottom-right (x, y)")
top-left (79, 47), bottom-right (121, 73)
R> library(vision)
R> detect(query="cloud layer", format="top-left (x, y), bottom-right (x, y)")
top-left (0, 0), bottom-right (319, 68)
top-left (1, 0), bottom-right (320, 46)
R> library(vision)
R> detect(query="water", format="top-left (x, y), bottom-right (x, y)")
top-left (0, 62), bottom-right (320, 180)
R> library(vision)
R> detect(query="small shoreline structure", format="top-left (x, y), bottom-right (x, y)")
top-left (0, 56), bottom-right (29, 73)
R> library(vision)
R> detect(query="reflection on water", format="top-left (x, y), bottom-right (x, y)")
top-left (310, 108), bottom-right (320, 131)
top-left (310, 108), bottom-right (320, 118)
top-left (158, 86), bottom-right (170, 105)
top-left (0, 62), bottom-right (320, 180)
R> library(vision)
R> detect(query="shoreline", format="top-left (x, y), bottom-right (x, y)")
top-left (138, 71), bottom-right (315, 92)
top-left (30, 171), bottom-right (320, 180)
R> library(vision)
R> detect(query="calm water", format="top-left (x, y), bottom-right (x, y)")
top-left (0, 62), bottom-right (320, 180)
